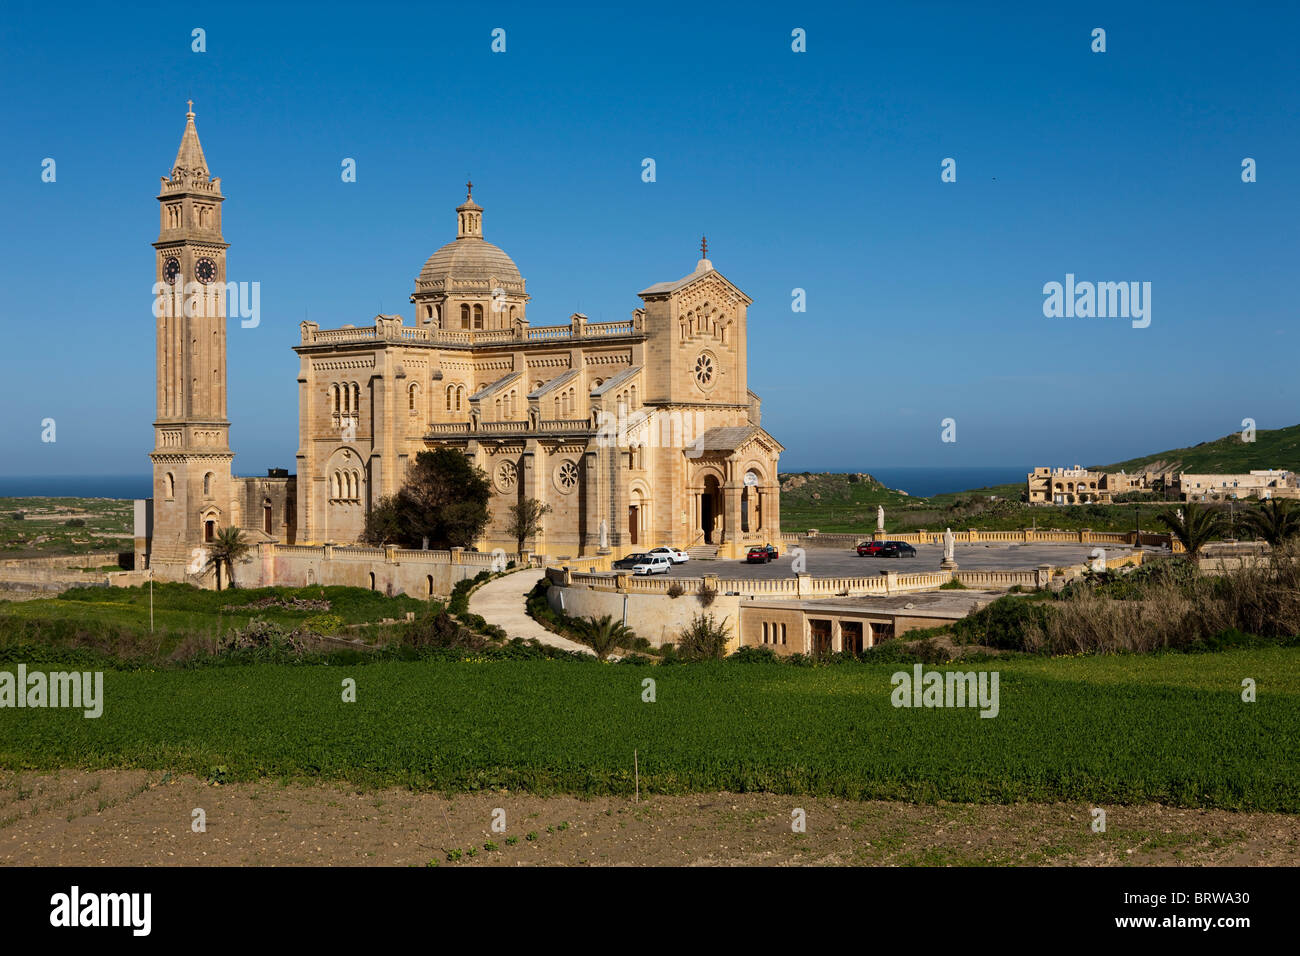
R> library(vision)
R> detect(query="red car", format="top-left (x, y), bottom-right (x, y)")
top-left (856, 540), bottom-right (888, 556)
top-left (746, 545), bottom-right (780, 563)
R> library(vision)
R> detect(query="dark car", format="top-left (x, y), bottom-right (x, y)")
top-left (856, 540), bottom-right (888, 556)
top-left (746, 544), bottom-right (779, 563)
top-left (613, 552), bottom-right (648, 570)
top-left (878, 542), bottom-right (917, 558)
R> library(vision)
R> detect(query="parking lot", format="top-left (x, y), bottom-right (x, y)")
top-left (613, 542), bottom-right (1141, 579)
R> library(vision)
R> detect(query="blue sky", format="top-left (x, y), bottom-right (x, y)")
top-left (1, 0), bottom-right (1295, 476)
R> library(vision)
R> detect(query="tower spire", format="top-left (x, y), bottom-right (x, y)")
top-left (171, 102), bottom-right (209, 182)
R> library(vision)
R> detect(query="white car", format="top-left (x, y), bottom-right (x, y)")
top-left (648, 546), bottom-right (689, 563)
top-left (633, 554), bottom-right (672, 575)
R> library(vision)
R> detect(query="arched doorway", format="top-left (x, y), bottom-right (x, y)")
top-left (263, 499), bottom-right (273, 535)
top-left (701, 475), bottom-right (722, 544)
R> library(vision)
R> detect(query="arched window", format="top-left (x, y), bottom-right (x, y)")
top-left (331, 384), bottom-right (340, 413)
top-left (203, 472), bottom-right (212, 496)
top-left (352, 383), bottom-right (361, 414)
top-left (369, 572), bottom-right (376, 591)
top-left (460, 304), bottom-right (470, 329)
top-left (446, 385), bottom-right (454, 411)
top-left (424, 305), bottom-right (433, 321)
top-left (165, 472), bottom-right (175, 498)
top-left (330, 472), bottom-right (339, 498)
top-left (456, 385), bottom-right (465, 411)
top-left (427, 574), bottom-right (434, 596)
top-left (473, 304), bottom-right (484, 329)
top-left (630, 385), bottom-right (637, 408)
top-left (409, 383), bottom-right (419, 412)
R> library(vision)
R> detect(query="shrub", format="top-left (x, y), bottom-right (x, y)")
top-left (218, 618), bottom-right (308, 655)
top-left (677, 613), bottom-right (730, 660)
top-left (729, 645), bottom-right (778, 664)
top-left (402, 609), bottom-right (485, 650)
top-left (64, 518), bottom-right (86, 527)
top-left (666, 582), bottom-right (685, 599)
top-left (696, 583), bottom-right (718, 607)
top-left (304, 613), bottom-right (344, 635)
top-left (952, 596), bottom-right (1055, 651)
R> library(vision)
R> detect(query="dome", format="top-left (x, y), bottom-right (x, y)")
top-left (417, 238), bottom-right (521, 285)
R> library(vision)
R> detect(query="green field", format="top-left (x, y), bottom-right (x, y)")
top-left (0, 497), bottom-right (133, 558)
top-left (2, 648), bottom-right (1296, 811)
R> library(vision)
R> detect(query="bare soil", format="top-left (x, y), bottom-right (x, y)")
top-left (2, 770), bottom-right (1296, 866)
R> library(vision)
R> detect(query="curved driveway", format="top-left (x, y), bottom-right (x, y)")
top-left (467, 569), bottom-right (593, 655)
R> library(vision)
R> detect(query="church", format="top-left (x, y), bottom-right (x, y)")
top-left (146, 106), bottom-right (783, 581)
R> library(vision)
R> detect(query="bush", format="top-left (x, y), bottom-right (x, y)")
top-left (402, 609), bottom-right (484, 650)
top-left (677, 613), bottom-right (730, 660)
top-left (696, 583), bottom-right (717, 607)
top-left (729, 645), bottom-right (778, 664)
top-left (10, 512), bottom-right (24, 520)
top-left (666, 582), bottom-right (685, 599)
top-left (64, 518), bottom-right (86, 527)
top-left (218, 619), bottom-right (308, 655)
top-left (952, 596), bottom-right (1055, 651)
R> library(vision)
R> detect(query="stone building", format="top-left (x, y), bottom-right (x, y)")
top-left (147, 106), bottom-right (782, 580)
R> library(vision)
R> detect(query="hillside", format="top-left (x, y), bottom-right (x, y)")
top-left (1091, 424), bottom-right (1300, 475)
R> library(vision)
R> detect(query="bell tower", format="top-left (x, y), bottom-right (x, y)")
top-left (149, 102), bottom-right (235, 577)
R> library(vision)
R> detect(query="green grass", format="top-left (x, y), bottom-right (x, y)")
top-left (0, 583), bottom-right (433, 660)
top-left (1, 647), bottom-right (1296, 810)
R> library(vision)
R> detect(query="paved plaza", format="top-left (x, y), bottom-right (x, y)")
top-left (588, 542), bottom-right (1152, 579)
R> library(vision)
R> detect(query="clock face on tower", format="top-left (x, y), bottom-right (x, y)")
top-left (163, 257), bottom-right (180, 285)
top-left (195, 257), bottom-right (217, 284)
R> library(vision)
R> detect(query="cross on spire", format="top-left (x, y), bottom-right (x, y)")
top-left (466, 178), bottom-right (473, 200)
top-left (701, 235), bottom-right (708, 259)
top-left (186, 99), bottom-right (194, 115)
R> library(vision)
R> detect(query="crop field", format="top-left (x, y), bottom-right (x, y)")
top-left (0, 498), bottom-right (133, 558)
top-left (2, 647), bottom-right (1296, 812)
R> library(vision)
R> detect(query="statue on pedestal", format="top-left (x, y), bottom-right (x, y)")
top-left (940, 527), bottom-right (958, 570)
top-left (876, 506), bottom-right (885, 534)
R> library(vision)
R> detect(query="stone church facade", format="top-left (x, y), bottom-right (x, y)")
top-left (148, 107), bottom-right (782, 580)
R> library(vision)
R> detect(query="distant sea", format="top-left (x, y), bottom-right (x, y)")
top-left (0, 468), bottom-right (1027, 501)
top-left (0, 475), bottom-right (153, 500)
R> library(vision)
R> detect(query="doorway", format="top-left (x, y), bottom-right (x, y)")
top-left (810, 619), bottom-right (832, 658)
top-left (701, 476), bottom-right (721, 544)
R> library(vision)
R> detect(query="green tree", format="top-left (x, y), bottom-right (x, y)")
top-left (1157, 502), bottom-right (1222, 559)
top-left (577, 614), bottom-right (636, 660)
top-left (504, 498), bottom-right (551, 555)
top-left (363, 449), bottom-right (491, 549)
top-left (206, 526), bottom-right (250, 590)
top-left (1240, 497), bottom-right (1300, 547)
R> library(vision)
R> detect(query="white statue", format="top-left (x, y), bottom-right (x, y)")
top-left (876, 506), bottom-right (885, 533)
top-left (598, 518), bottom-right (609, 550)
top-left (1089, 547), bottom-right (1107, 572)
top-left (943, 527), bottom-right (955, 562)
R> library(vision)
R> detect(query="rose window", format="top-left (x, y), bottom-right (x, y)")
top-left (556, 460), bottom-right (579, 492)
top-left (694, 353), bottom-right (714, 387)
top-left (496, 460), bottom-right (517, 491)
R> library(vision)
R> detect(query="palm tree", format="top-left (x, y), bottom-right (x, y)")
top-left (578, 615), bottom-right (636, 660)
top-left (1240, 497), bottom-right (1300, 547)
top-left (205, 526), bottom-right (250, 590)
top-left (1156, 501), bottom-right (1222, 559)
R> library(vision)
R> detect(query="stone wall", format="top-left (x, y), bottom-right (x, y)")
top-left (245, 542), bottom-right (528, 598)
